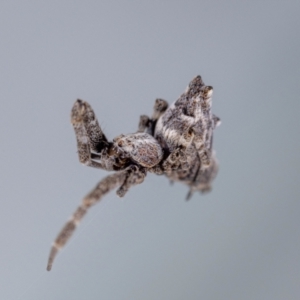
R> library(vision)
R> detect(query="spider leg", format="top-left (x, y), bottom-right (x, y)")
top-left (149, 147), bottom-right (189, 175)
top-left (137, 99), bottom-right (168, 135)
top-left (151, 98), bottom-right (168, 121)
top-left (148, 98), bottom-right (169, 136)
top-left (71, 100), bottom-right (115, 170)
top-left (137, 115), bottom-right (150, 133)
top-left (162, 147), bottom-right (189, 171)
top-left (187, 154), bottom-right (218, 197)
top-left (116, 165), bottom-right (147, 197)
top-left (198, 155), bottom-right (218, 192)
top-left (185, 189), bottom-right (194, 201)
top-left (47, 170), bottom-right (128, 271)
top-left (193, 131), bottom-right (211, 169)
top-left (183, 77), bottom-right (216, 169)
top-left (212, 114), bottom-right (221, 129)
top-left (203, 114), bottom-right (221, 154)
top-left (186, 90), bottom-right (214, 169)
top-left (203, 114), bottom-right (220, 158)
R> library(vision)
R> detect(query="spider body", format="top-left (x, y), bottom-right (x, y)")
top-left (47, 75), bottom-right (221, 271)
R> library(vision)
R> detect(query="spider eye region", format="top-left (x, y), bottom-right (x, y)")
top-left (115, 133), bottom-right (163, 168)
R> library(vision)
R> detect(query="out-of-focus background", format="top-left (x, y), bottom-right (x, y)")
top-left (1, 1), bottom-right (299, 299)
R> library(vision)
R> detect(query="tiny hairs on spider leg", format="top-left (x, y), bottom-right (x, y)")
top-left (47, 75), bottom-right (221, 271)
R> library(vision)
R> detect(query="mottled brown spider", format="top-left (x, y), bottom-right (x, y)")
top-left (47, 75), bottom-right (221, 271)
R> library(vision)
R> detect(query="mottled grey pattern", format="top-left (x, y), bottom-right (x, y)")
top-left (154, 76), bottom-right (220, 197)
top-left (47, 76), bottom-right (220, 270)
top-left (114, 133), bottom-right (163, 168)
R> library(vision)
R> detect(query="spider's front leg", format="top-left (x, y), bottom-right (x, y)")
top-left (46, 165), bottom-right (147, 271)
top-left (116, 165), bottom-right (147, 197)
top-left (47, 170), bottom-right (127, 271)
top-left (71, 99), bottom-right (115, 170)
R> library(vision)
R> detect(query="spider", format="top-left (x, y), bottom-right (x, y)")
top-left (47, 75), bottom-right (221, 271)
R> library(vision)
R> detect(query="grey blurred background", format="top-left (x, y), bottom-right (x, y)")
top-left (1, 1), bottom-right (299, 299)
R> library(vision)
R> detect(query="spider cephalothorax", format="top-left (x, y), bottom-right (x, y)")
top-left (47, 75), bottom-right (221, 271)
